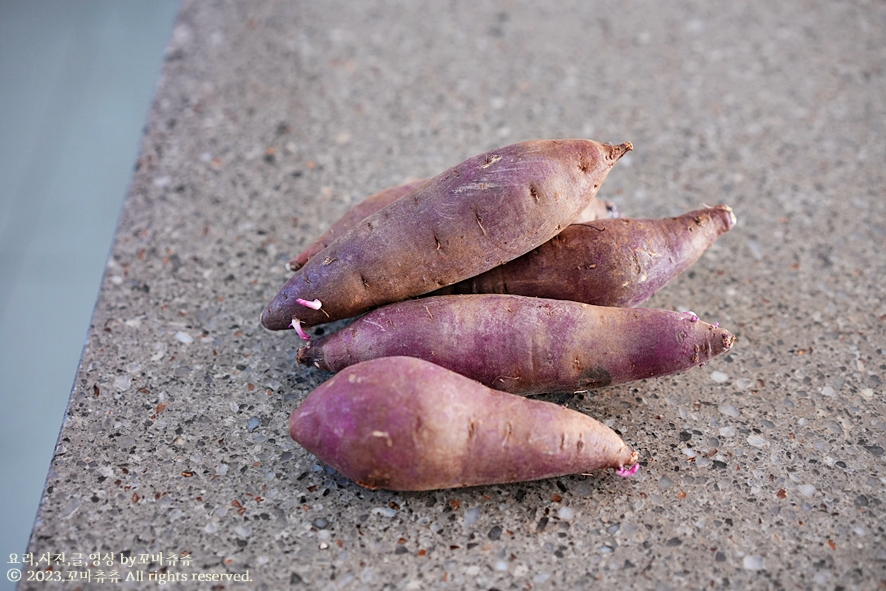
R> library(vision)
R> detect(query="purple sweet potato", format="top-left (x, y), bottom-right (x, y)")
top-left (434, 205), bottom-right (736, 307)
top-left (297, 294), bottom-right (735, 395)
top-left (290, 356), bottom-right (639, 491)
top-left (288, 178), bottom-right (429, 271)
top-left (288, 187), bottom-right (618, 271)
top-left (261, 139), bottom-right (632, 332)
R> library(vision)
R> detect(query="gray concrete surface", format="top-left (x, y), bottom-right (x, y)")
top-left (21, 1), bottom-right (885, 589)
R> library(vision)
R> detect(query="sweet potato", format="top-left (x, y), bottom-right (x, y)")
top-left (288, 178), bottom-right (429, 271)
top-left (288, 183), bottom-right (619, 272)
top-left (298, 294), bottom-right (735, 395)
top-left (434, 205), bottom-right (736, 307)
top-left (261, 139), bottom-right (632, 331)
top-left (290, 356), bottom-right (639, 491)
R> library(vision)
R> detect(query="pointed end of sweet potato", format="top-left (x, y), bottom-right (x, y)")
top-left (620, 448), bottom-right (640, 472)
top-left (616, 451), bottom-right (641, 478)
top-left (296, 342), bottom-right (328, 370)
top-left (723, 205), bottom-right (737, 231)
top-left (261, 291), bottom-right (298, 331)
top-left (703, 204), bottom-right (737, 234)
top-left (719, 328), bottom-right (737, 353)
top-left (608, 141), bottom-right (633, 163)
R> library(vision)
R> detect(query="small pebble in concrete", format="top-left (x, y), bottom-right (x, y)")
top-left (463, 507), bottom-right (481, 527)
top-left (864, 445), bottom-right (884, 457)
top-left (743, 556), bottom-right (764, 570)
top-left (372, 507), bottom-right (397, 518)
top-left (797, 484), bottom-right (816, 497)
top-left (747, 435), bottom-right (768, 447)
top-left (711, 371), bottom-right (729, 383)
top-left (718, 402), bottom-right (740, 417)
top-left (558, 506), bottom-right (575, 521)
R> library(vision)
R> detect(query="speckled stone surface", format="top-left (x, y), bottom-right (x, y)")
top-left (24, 1), bottom-right (886, 589)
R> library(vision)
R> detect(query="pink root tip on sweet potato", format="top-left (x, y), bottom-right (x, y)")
top-left (616, 463), bottom-right (640, 478)
top-left (291, 318), bottom-right (311, 341)
top-left (297, 298), bottom-right (323, 310)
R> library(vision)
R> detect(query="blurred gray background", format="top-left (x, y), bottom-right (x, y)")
top-left (0, 1), bottom-right (177, 585)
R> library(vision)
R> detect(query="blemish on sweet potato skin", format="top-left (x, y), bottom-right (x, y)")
top-left (578, 367), bottom-right (613, 389)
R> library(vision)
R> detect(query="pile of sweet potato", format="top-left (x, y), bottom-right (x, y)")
top-left (262, 139), bottom-right (736, 491)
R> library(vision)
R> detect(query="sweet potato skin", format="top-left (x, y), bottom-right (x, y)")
top-left (436, 205), bottom-right (736, 307)
top-left (290, 356), bottom-right (638, 491)
top-left (261, 139), bottom-right (632, 330)
top-left (288, 180), bottom-right (617, 271)
top-left (298, 294), bottom-right (735, 395)
top-left (288, 178), bottom-right (429, 271)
